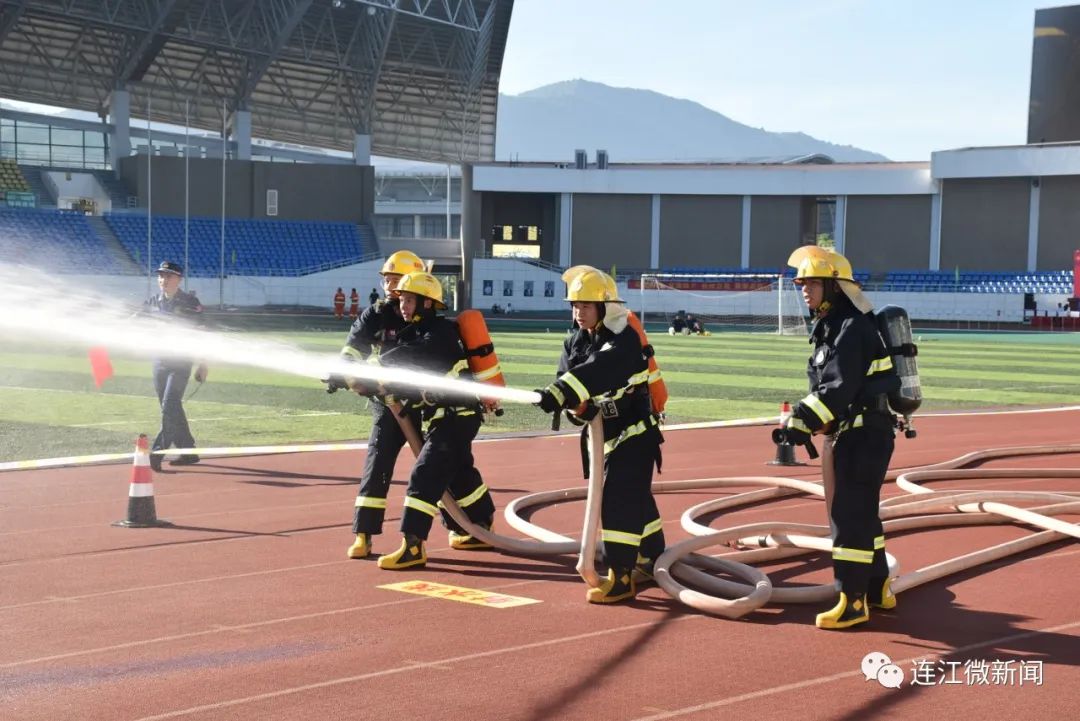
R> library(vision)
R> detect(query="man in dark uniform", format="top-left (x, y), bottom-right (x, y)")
top-left (535, 268), bottom-right (665, 604)
top-left (779, 246), bottom-right (898, 630)
top-left (368, 287), bottom-right (379, 306)
top-left (373, 271), bottom-right (495, 570)
top-left (336, 250), bottom-right (427, 560)
top-left (146, 261), bottom-right (208, 472)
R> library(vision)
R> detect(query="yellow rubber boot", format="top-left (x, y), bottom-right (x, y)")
top-left (377, 535), bottom-right (427, 570)
top-left (815, 592), bottom-right (869, 630)
top-left (449, 520), bottom-right (494, 550)
top-left (346, 533), bottom-right (370, 559)
top-left (631, 554), bottom-right (656, 587)
top-left (869, 577), bottom-right (897, 610)
top-left (586, 568), bottom-right (636, 604)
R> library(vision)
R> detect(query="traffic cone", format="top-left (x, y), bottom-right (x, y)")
top-left (767, 401), bottom-right (804, 466)
top-left (112, 435), bottom-right (172, 528)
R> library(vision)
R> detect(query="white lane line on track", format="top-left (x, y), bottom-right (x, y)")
top-left (626, 618), bottom-right (1080, 721)
top-left (127, 615), bottom-right (707, 721)
top-left (126, 616), bottom-right (1080, 721)
top-left (5, 404), bottom-right (1078, 472)
top-left (0, 576), bottom-right (588, 671)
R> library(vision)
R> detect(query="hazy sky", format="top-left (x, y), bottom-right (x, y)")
top-left (499, 0), bottom-right (1052, 161)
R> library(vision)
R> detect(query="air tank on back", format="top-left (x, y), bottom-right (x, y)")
top-left (875, 304), bottom-right (922, 438)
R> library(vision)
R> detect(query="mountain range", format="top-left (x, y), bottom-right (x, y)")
top-left (494, 79), bottom-right (888, 164)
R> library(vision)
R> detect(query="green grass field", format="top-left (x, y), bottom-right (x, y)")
top-left (2, 322), bottom-right (1080, 462)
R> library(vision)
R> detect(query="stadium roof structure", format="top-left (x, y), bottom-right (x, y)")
top-left (0, 0), bottom-right (514, 163)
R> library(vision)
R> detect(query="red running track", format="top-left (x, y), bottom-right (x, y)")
top-left (1, 410), bottom-right (1078, 721)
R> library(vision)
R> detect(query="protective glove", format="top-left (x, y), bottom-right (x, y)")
top-left (194, 364), bottom-right (208, 383)
top-left (534, 386), bottom-right (563, 414)
top-left (772, 417), bottom-right (812, 447)
top-left (323, 374), bottom-right (349, 394)
top-left (574, 401), bottom-right (600, 422)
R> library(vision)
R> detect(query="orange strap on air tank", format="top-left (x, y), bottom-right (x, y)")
top-left (456, 309), bottom-right (505, 411)
top-left (626, 310), bottom-right (667, 415)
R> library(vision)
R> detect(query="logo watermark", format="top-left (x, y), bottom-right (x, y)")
top-left (863, 652), bottom-right (1045, 689)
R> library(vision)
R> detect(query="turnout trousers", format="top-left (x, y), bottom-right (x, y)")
top-left (152, 360), bottom-right (195, 453)
top-left (352, 401), bottom-right (421, 535)
top-left (399, 411), bottom-right (495, 540)
top-left (597, 427), bottom-right (665, 570)
top-left (828, 426), bottom-right (894, 596)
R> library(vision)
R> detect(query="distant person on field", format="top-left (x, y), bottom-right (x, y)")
top-left (668, 310), bottom-right (687, 336)
top-left (369, 287), bottom-right (379, 306)
top-left (334, 287), bottom-right (346, 319)
top-left (349, 288), bottom-right (360, 320)
top-left (506, 302), bottom-right (513, 315)
top-left (145, 261), bottom-right (208, 471)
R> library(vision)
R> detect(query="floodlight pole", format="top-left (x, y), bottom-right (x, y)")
top-left (146, 91), bottom-right (153, 299)
top-left (219, 99), bottom-right (226, 310)
top-left (184, 99), bottom-right (190, 291)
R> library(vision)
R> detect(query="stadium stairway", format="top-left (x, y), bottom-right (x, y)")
top-left (17, 166), bottom-right (57, 208)
top-left (86, 215), bottom-right (141, 273)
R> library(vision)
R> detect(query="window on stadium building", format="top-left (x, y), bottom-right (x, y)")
top-left (0, 118), bottom-right (110, 169)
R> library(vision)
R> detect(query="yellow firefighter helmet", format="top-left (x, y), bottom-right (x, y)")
top-left (787, 245), bottom-right (873, 313)
top-left (787, 245), bottom-right (855, 284)
top-left (380, 250), bottom-right (427, 276)
top-left (566, 269), bottom-right (622, 302)
top-left (397, 271), bottom-right (446, 309)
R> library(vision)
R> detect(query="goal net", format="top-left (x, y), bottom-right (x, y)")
top-left (636, 273), bottom-right (808, 335)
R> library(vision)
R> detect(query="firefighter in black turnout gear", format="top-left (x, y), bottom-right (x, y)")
top-left (781, 246), bottom-right (899, 630)
top-left (535, 268), bottom-right (665, 604)
top-left (373, 272), bottom-right (496, 570)
top-left (336, 250), bottom-right (426, 560)
top-left (145, 261), bottom-right (208, 471)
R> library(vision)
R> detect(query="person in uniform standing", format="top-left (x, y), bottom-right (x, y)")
top-left (371, 271), bottom-right (496, 570)
top-left (349, 287), bottom-right (360, 320)
top-left (146, 261), bottom-right (208, 471)
top-left (368, 287), bottom-right (379, 306)
top-left (334, 250), bottom-right (426, 559)
top-left (534, 268), bottom-right (665, 604)
top-left (333, 287), bottom-right (346, 319)
top-left (779, 246), bottom-right (898, 630)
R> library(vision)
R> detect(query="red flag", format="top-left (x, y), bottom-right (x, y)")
top-left (88, 346), bottom-right (114, 388)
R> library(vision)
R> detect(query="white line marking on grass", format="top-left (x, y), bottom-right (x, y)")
top-left (70, 411), bottom-right (344, 428)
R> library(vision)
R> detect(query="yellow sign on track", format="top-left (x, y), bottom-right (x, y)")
top-left (379, 580), bottom-right (540, 609)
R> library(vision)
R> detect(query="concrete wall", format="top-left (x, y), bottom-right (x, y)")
top-left (570, 193), bottom-right (652, 268)
top-left (1036, 176), bottom-right (1080, 270)
top-left (119, 157), bottom-right (372, 223)
top-left (658, 195), bottom-right (742, 267)
top-left (845, 195), bottom-right (932, 271)
top-left (748, 196), bottom-right (802, 267)
top-left (44, 171), bottom-right (112, 212)
top-left (940, 178), bottom-right (1030, 271)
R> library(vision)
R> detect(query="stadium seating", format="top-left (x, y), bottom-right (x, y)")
top-left (104, 213), bottom-right (378, 277)
top-left (0, 207), bottom-right (127, 273)
top-left (882, 269), bottom-right (1074, 295)
top-left (0, 159), bottom-right (30, 193)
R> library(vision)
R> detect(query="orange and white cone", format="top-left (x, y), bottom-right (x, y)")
top-left (113, 434), bottom-right (172, 528)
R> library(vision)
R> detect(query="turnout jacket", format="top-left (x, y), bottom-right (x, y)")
top-left (793, 301), bottom-right (898, 435)
top-left (553, 316), bottom-right (656, 451)
top-left (377, 311), bottom-right (478, 420)
top-left (341, 298), bottom-right (407, 361)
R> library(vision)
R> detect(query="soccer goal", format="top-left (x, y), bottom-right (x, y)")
top-left (637, 273), bottom-right (808, 335)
